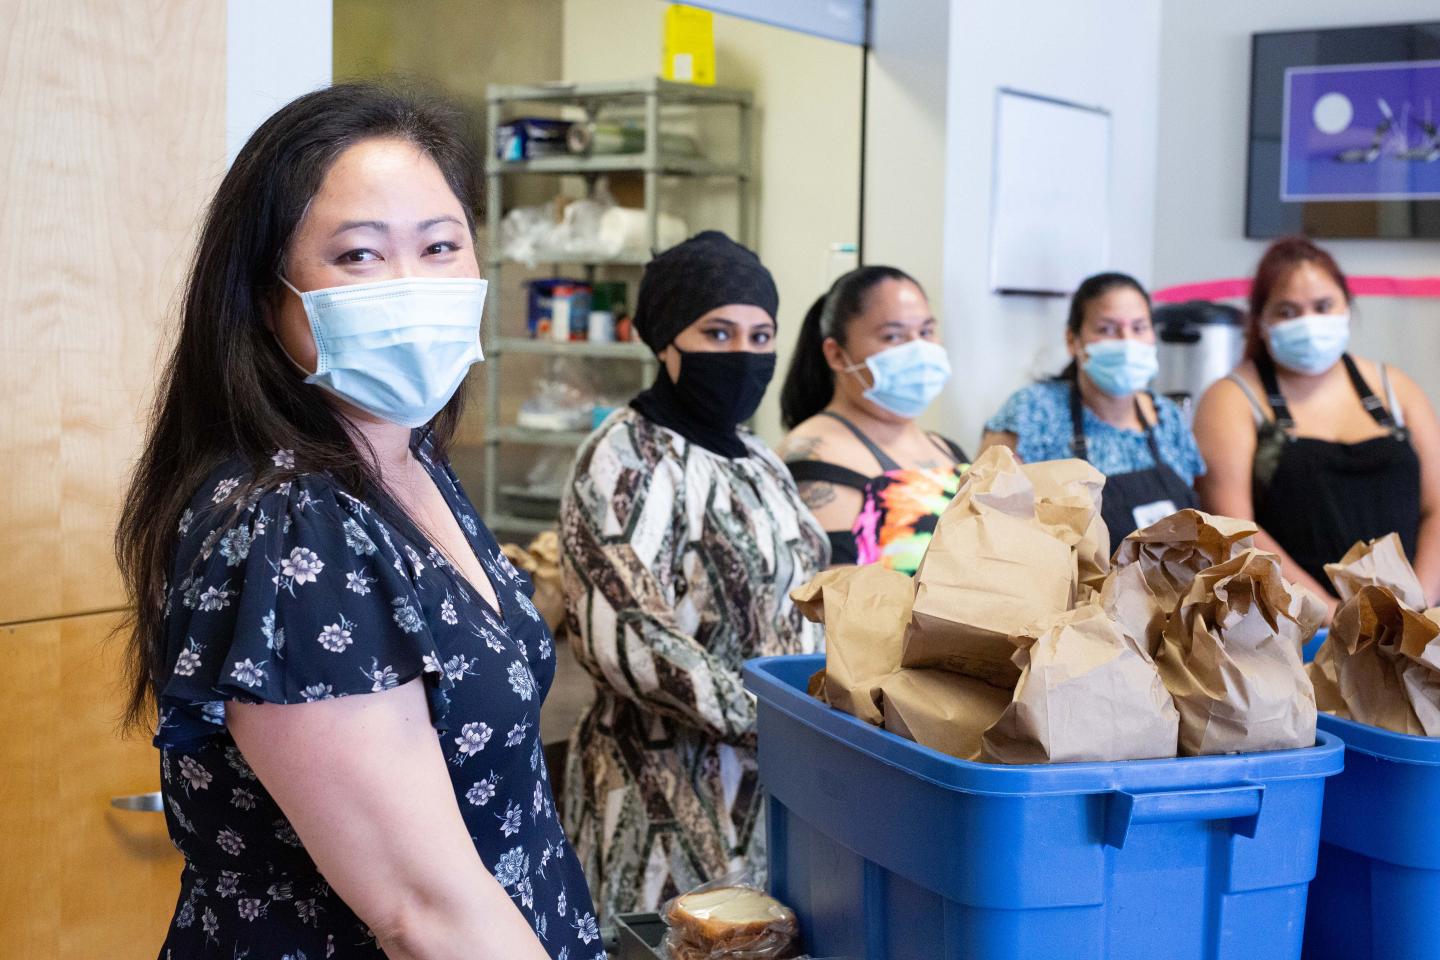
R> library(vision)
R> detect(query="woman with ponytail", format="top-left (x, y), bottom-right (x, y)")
top-left (979, 272), bottom-right (1203, 543)
top-left (1193, 237), bottom-right (1440, 615)
top-left (778, 266), bottom-right (967, 575)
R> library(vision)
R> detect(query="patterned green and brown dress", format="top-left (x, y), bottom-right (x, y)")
top-left (558, 407), bottom-right (827, 918)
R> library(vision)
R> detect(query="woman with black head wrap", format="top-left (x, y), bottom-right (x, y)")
top-left (558, 232), bottom-right (827, 917)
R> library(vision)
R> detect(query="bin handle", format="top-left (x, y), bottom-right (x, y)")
top-left (1104, 783), bottom-right (1264, 849)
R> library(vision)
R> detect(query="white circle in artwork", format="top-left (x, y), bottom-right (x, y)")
top-left (1313, 92), bottom-right (1354, 135)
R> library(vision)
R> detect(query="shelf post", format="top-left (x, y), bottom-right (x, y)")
top-left (483, 94), bottom-right (504, 523)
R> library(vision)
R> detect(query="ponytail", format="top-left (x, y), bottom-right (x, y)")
top-left (779, 264), bottom-right (923, 430)
top-left (780, 294), bottom-right (834, 430)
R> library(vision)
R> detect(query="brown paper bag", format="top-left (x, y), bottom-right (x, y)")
top-left (1103, 510), bottom-right (1260, 654)
top-left (980, 604), bottom-right (1179, 764)
top-left (792, 565), bottom-right (914, 725)
top-left (1157, 548), bottom-right (1322, 755)
top-left (903, 446), bottom-right (1076, 685)
top-left (879, 668), bottom-right (1013, 761)
top-left (1023, 458), bottom-right (1111, 600)
top-left (1308, 585), bottom-right (1440, 736)
top-left (1324, 533), bottom-right (1427, 609)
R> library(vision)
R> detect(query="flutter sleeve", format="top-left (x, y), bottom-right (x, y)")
top-left (155, 472), bottom-right (453, 746)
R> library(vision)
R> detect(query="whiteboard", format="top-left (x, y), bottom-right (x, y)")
top-left (989, 89), bottom-right (1111, 296)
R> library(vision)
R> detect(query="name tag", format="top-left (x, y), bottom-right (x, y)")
top-left (1132, 499), bottom-right (1178, 530)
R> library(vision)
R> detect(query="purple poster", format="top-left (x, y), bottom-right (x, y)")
top-left (1282, 60), bottom-right (1440, 201)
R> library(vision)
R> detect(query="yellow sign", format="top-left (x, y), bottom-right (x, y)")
top-left (662, 4), bottom-right (715, 86)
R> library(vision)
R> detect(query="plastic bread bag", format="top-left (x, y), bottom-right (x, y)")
top-left (661, 871), bottom-right (802, 960)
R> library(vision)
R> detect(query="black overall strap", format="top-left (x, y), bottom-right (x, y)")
top-left (1254, 350), bottom-right (1297, 431)
top-left (1069, 383), bottom-right (1161, 464)
top-left (786, 459), bottom-right (872, 492)
top-left (1341, 354), bottom-right (1404, 436)
top-left (819, 411), bottom-right (902, 472)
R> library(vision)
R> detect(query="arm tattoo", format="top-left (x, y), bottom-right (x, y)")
top-left (783, 434), bottom-right (825, 463)
top-left (799, 481), bottom-right (838, 510)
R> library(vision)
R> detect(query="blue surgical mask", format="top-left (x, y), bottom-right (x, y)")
top-left (1082, 338), bottom-right (1158, 397)
top-left (1266, 312), bottom-right (1350, 376)
top-left (844, 339), bottom-right (951, 419)
top-left (278, 274), bottom-right (488, 427)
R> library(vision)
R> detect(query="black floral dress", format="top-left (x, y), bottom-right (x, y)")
top-left (153, 433), bottom-right (602, 960)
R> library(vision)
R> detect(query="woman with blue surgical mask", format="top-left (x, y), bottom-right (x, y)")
top-left (1194, 237), bottom-right (1440, 618)
top-left (779, 266), bottom-right (968, 575)
top-left (981, 272), bottom-right (1204, 543)
top-left (115, 83), bottom-right (598, 960)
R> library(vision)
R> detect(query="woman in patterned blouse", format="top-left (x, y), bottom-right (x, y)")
top-left (558, 233), bottom-right (828, 918)
top-left (114, 84), bottom-right (599, 960)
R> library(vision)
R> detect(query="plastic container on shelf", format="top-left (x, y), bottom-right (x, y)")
top-left (743, 654), bottom-right (1344, 960)
top-left (1302, 709), bottom-right (1440, 959)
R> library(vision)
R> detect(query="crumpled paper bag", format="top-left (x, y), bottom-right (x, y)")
top-left (903, 446), bottom-right (1076, 686)
top-left (879, 668), bottom-right (1013, 761)
top-left (1323, 533), bottom-right (1426, 610)
top-left (980, 603), bottom-right (1179, 764)
top-left (502, 530), bottom-right (566, 637)
top-left (1103, 510), bottom-right (1260, 655)
top-left (793, 565), bottom-right (914, 725)
top-left (1309, 585), bottom-right (1440, 736)
top-left (1023, 458), bottom-right (1110, 600)
top-left (1157, 548), bottom-right (1323, 755)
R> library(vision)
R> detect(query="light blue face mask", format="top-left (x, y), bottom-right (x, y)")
top-left (277, 274), bottom-right (488, 427)
top-left (1082, 338), bottom-right (1158, 398)
top-left (1266, 312), bottom-right (1350, 376)
top-left (844, 338), bottom-right (952, 419)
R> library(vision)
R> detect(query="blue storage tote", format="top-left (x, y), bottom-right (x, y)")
top-left (744, 654), bottom-right (1344, 960)
top-left (1303, 713), bottom-right (1440, 960)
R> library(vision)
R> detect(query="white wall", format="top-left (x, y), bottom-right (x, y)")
top-left (226, 0), bottom-right (332, 165)
top-left (1154, 0), bottom-right (1440, 399)
top-left (865, 0), bottom-right (1162, 450)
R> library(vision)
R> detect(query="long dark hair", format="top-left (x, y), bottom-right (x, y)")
top-left (1244, 236), bottom-right (1351, 362)
top-left (779, 265), bottom-right (922, 429)
top-left (114, 82), bottom-right (481, 730)
top-left (1055, 271), bottom-right (1152, 381)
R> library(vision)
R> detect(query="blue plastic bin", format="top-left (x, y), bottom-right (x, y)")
top-left (744, 654), bottom-right (1344, 960)
top-left (1303, 713), bottom-right (1440, 959)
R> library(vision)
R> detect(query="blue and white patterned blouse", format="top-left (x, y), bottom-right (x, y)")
top-left (152, 431), bottom-right (602, 960)
top-left (985, 379), bottom-right (1206, 484)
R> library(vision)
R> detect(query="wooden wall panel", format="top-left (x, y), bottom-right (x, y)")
top-left (0, 1), bottom-right (226, 623)
top-left (0, 611), bottom-right (183, 959)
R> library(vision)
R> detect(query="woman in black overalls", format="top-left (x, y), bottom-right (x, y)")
top-left (980, 272), bottom-right (1204, 544)
top-left (1193, 236), bottom-right (1440, 619)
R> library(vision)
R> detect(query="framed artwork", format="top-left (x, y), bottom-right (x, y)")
top-left (1247, 21), bottom-right (1440, 239)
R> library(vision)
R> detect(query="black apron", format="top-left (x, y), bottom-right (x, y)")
top-left (1070, 386), bottom-right (1199, 543)
top-left (1248, 352), bottom-right (1421, 596)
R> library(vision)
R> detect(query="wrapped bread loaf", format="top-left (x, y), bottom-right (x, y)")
top-left (662, 885), bottom-right (801, 959)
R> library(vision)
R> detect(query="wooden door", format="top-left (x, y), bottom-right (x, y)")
top-left (0, 1), bottom-right (226, 624)
top-left (0, 611), bottom-right (183, 959)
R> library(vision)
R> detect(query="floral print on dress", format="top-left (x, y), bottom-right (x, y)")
top-left (153, 430), bottom-right (597, 958)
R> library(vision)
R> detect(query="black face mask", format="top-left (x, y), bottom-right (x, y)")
top-left (629, 349), bottom-right (777, 458)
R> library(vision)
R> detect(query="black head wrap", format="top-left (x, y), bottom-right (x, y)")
top-left (632, 230), bottom-right (779, 353)
top-left (627, 231), bottom-right (780, 459)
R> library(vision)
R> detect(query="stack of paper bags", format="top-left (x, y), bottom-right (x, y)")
top-left (798, 446), bottom-right (1181, 764)
top-left (1308, 535), bottom-right (1440, 736)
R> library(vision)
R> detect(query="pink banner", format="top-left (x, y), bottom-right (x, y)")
top-left (1154, 276), bottom-right (1440, 304)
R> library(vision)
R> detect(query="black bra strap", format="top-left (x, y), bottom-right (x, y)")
top-left (819, 411), bottom-right (902, 472)
top-left (1341, 354), bottom-right (1402, 433)
top-left (787, 459), bottom-right (872, 492)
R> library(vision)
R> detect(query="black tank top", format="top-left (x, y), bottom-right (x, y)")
top-left (1235, 353), bottom-right (1421, 596)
